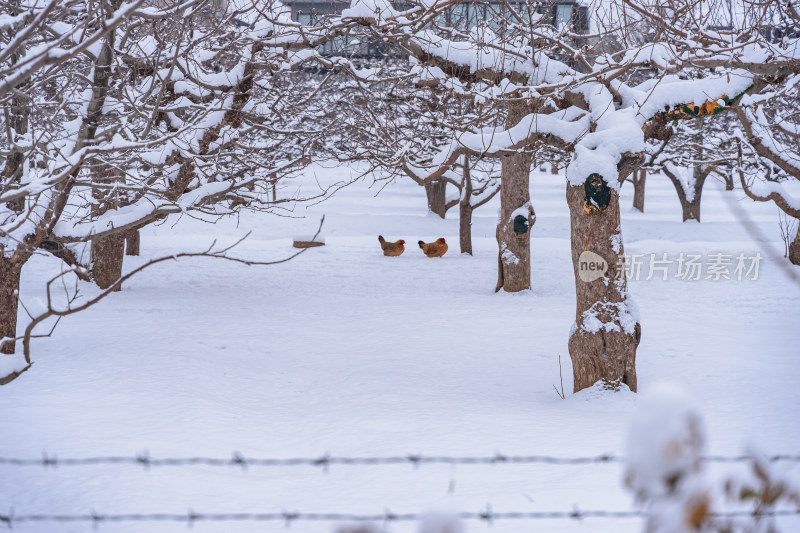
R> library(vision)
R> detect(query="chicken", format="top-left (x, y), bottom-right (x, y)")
top-left (378, 235), bottom-right (405, 256)
top-left (418, 238), bottom-right (448, 258)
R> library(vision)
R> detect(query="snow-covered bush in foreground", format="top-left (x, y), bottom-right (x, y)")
top-left (626, 383), bottom-right (800, 533)
top-left (625, 383), bottom-right (710, 532)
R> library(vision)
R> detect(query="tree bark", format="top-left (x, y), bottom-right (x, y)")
top-left (424, 179), bottom-right (448, 218)
top-left (566, 176), bottom-right (641, 393)
top-left (92, 234), bottom-right (125, 291)
top-left (459, 201), bottom-right (473, 255)
top-left (495, 101), bottom-right (535, 293)
top-left (125, 230), bottom-right (140, 256)
top-left (632, 169), bottom-right (646, 212)
top-left (789, 225), bottom-right (800, 266)
top-left (0, 256), bottom-right (22, 355)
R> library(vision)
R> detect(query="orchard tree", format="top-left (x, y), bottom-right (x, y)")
top-left (0, 0), bottom-right (341, 371)
top-left (2, 0), bottom-right (164, 355)
top-left (313, 0), bottom-right (800, 392)
top-left (347, 62), bottom-right (503, 254)
top-left (734, 93), bottom-right (800, 264)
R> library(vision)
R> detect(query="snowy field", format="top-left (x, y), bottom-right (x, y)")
top-left (1, 164), bottom-right (799, 533)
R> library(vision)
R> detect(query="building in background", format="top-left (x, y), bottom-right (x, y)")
top-left (284, 0), bottom-right (590, 57)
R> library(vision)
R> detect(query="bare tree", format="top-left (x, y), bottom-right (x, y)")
top-left (734, 95), bottom-right (800, 265)
top-left (1, 0), bottom-right (344, 356)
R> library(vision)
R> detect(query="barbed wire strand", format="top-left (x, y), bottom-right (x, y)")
top-left (0, 453), bottom-right (798, 469)
top-left (1, 508), bottom-right (799, 527)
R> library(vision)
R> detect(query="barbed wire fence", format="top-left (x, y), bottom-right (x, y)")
top-left (2, 508), bottom-right (800, 528)
top-left (2, 452), bottom-right (799, 528)
top-left (2, 452), bottom-right (799, 469)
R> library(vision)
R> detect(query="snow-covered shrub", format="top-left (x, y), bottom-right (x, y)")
top-left (624, 382), bottom-right (711, 533)
top-left (625, 384), bottom-right (800, 533)
top-left (719, 451), bottom-right (800, 533)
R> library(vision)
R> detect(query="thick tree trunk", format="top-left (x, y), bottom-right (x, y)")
top-left (632, 169), bottom-right (646, 212)
top-left (125, 230), bottom-right (140, 256)
top-left (424, 179), bottom-right (447, 219)
top-left (681, 195), bottom-right (702, 221)
top-left (789, 226), bottom-right (800, 266)
top-left (664, 167), bottom-right (708, 222)
top-left (0, 257), bottom-right (22, 355)
top-left (495, 101), bottom-right (535, 293)
top-left (92, 233), bottom-right (125, 291)
top-left (566, 180), bottom-right (641, 393)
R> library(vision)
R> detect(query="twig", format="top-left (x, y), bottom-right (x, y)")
top-left (553, 354), bottom-right (566, 399)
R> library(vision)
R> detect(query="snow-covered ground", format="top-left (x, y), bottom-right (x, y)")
top-left (2, 164), bottom-right (799, 533)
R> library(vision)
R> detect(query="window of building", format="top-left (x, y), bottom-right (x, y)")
top-left (555, 4), bottom-right (572, 30)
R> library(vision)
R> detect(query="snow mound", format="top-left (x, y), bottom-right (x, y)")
top-left (570, 380), bottom-right (636, 404)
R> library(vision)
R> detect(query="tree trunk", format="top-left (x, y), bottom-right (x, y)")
top-left (789, 225), bottom-right (800, 266)
top-left (459, 198), bottom-right (473, 256)
top-left (424, 179), bottom-right (447, 218)
top-left (673, 117), bottom-right (707, 222)
top-left (681, 193), bottom-right (702, 221)
top-left (92, 234), bottom-right (125, 291)
top-left (723, 172), bottom-right (734, 191)
top-left (495, 101), bottom-right (535, 293)
top-left (632, 169), bottom-right (646, 212)
top-left (125, 230), bottom-right (140, 256)
top-left (459, 158), bottom-right (473, 255)
top-left (3, 22), bottom-right (29, 215)
top-left (664, 167), bottom-right (708, 222)
top-left (0, 257), bottom-right (22, 355)
top-left (566, 181), bottom-right (640, 393)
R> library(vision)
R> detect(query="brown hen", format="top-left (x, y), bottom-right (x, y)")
top-left (378, 235), bottom-right (405, 256)
top-left (418, 238), bottom-right (448, 258)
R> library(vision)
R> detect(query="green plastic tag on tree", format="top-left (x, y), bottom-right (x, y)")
top-left (584, 173), bottom-right (611, 213)
top-left (513, 215), bottom-right (528, 234)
